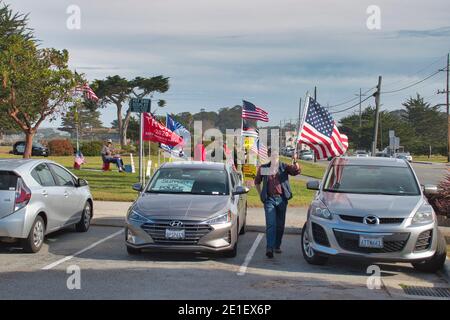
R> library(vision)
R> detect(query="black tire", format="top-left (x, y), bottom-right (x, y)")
top-left (412, 230), bottom-right (447, 273)
top-left (126, 245), bottom-right (141, 255)
top-left (301, 222), bottom-right (328, 265)
top-left (75, 202), bottom-right (92, 232)
top-left (22, 216), bottom-right (45, 253)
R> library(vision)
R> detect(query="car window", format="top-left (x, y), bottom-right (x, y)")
top-left (48, 164), bottom-right (76, 187)
top-left (31, 164), bottom-right (56, 187)
top-left (147, 168), bottom-right (229, 195)
top-left (230, 172), bottom-right (236, 188)
top-left (0, 171), bottom-right (18, 191)
top-left (323, 165), bottom-right (420, 196)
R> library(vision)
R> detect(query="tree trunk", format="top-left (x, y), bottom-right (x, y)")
top-left (122, 107), bottom-right (132, 147)
top-left (116, 104), bottom-right (124, 148)
top-left (23, 131), bottom-right (35, 159)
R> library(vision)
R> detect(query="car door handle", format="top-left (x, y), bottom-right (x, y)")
top-left (42, 191), bottom-right (48, 197)
top-left (64, 191), bottom-right (69, 197)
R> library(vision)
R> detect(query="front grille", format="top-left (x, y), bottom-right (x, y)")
top-left (333, 229), bottom-right (410, 253)
top-left (414, 230), bottom-right (433, 252)
top-left (339, 215), bottom-right (404, 224)
top-left (311, 223), bottom-right (330, 247)
top-left (141, 220), bottom-right (213, 245)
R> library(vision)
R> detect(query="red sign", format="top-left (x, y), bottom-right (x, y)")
top-left (142, 113), bottom-right (183, 147)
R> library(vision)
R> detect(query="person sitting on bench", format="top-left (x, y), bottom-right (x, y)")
top-left (101, 139), bottom-right (124, 172)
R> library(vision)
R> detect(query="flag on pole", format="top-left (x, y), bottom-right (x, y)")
top-left (242, 119), bottom-right (259, 137)
top-left (250, 138), bottom-right (269, 163)
top-left (75, 83), bottom-right (99, 101)
top-left (143, 113), bottom-right (183, 147)
top-left (160, 114), bottom-right (189, 153)
top-left (298, 97), bottom-right (348, 160)
top-left (242, 100), bottom-right (269, 122)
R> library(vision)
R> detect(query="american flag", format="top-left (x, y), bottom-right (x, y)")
top-left (250, 139), bottom-right (269, 163)
top-left (298, 97), bottom-right (348, 160)
top-left (242, 119), bottom-right (259, 137)
top-left (242, 100), bottom-right (269, 122)
top-left (75, 83), bottom-right (99, 102)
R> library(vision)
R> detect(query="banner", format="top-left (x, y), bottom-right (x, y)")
top-left (143, 113), bottom-right (183, 147)
top-left (242, 164), bottom-right (257, 184)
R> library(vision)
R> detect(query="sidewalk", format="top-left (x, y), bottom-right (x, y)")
top-left (92, 201), bottom-right (450, 238)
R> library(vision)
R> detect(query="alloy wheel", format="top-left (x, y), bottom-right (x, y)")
top-left (303, 226), bottom-right (315, 258)
top-left (33, 220), bottom-right (44, 248)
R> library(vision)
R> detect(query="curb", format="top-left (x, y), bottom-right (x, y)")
top-left (438, 258), bottom-right (450, 285)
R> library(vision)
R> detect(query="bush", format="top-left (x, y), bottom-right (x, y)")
top-left (428, 169), bottom-right (450, 217)
top-left (119, 144), bottom-right (137, 155)
top-left (80, 141), bottom-right (104, 157)
top-left (48, 139), bottom-right (74, 156)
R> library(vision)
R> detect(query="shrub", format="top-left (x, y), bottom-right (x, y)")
top-left (428, 169), bottom-right (450, 217)
top-left (80, 141), bottom-right (104, 157)
top-left (119, 144), bottom-right (137, 155)
top-left (48, 139), bottom-right (74, 156)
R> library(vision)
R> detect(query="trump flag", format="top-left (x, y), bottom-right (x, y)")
top-left (142, 113), bottom-right (183, 147)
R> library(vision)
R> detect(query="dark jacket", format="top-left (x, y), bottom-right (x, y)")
top-left (258, 162), bottom-right (296, 203)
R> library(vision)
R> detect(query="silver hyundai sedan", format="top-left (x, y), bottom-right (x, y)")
top-left (125, 161), bottom-right (249, 257)
top-left (302, 157), bottom-right (447, 272)
top-left (0, 159), bottom-right (93, 253)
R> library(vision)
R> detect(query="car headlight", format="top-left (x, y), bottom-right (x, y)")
top-left (128, 209), bottom-right (150, 223)
top-left (203, 211), bottom-right (232, 225)
top-left (412, 204), bottom-right (434, 225)
top-left (311, 202), bottom-right (333, 220)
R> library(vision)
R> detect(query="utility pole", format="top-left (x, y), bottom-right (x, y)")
top-left (314, 86), bottom-right (317, 100)
top-left (372, 76), bottom-right (382, 156)
top-left (355, 88), bottom-right (366, 148)
top-left (437, 53), bottom-right (450, 162)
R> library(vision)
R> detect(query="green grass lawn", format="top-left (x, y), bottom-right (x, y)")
top-left (0, 151), bottom-right (315, 207)
top-left (413, 155), bottom-right (448, 163)
top-left (280, 156), bottom-right (326, 179)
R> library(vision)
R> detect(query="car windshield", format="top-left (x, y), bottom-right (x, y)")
top-left (147, 168), bottom-right (229, 195)
top-left (323, 165), bottom-right (420, 196)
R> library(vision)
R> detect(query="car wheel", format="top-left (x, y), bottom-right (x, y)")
top-left (239, 206), bottom-right (247, 235)
top-left (412, 230), bottom-right (447, 273)
top-left (22, 216), bottom-right (45, 253)
top-left (75, 202), bottom-right (92, 232)
top-left (301, 222), bottom-right (328, 265)
top-left (126, 245), bottom-right (141, 255)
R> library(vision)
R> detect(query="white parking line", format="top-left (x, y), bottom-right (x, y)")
top-left (237, 233), bottom-right (264, 276)
top-left (42, 229), bottom-right (124, 270)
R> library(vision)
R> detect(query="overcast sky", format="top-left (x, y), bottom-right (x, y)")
top-left (9, 0), bottom-right (450, 128)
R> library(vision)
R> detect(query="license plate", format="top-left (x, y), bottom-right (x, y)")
top-left (165, 229), bottom-right (185, 240)
top-left (359, 236), bottom-right (383, 248)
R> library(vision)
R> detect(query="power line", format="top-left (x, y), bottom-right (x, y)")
top-left (327, 86), bottom-right (376, 108)
top-left (381, 69), bottom-right (444, 94)
top-left (330, 93), bottom-right (375, 114)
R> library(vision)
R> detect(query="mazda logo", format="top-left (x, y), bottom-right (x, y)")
top-left (363, 215), bottom-right (380, 225)
top-left (169, 221), bottom-right (183, 227)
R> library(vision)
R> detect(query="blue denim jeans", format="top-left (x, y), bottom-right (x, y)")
top-left (263, 195), bottom-right (287, 251)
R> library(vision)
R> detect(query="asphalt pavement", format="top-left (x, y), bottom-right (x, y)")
top-left (0, 226), bottom-right (449, 300)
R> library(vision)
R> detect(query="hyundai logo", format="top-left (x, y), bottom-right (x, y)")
top-left (169, 221), bottom-right (183, 227)
top-left (363, 215), bottom-right (380, 225)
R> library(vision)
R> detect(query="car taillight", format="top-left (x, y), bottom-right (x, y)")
top-left (15, 177), bottom-right (32, 211)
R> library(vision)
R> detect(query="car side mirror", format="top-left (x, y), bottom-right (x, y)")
top-left (132, 183), bottom-right (143, 192)
top-left (77, 178), bottom-right (88, 187)
top-left (233, 186), bottom-right (249, 195)
top-left (422, 184), bottom-right (438, 195)
top-left (306, 180), bottom-right (320, 190)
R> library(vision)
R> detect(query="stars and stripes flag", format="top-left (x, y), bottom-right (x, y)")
top-left (242, 100), bottom-right (269, 122)
top-left (298, 97), bottom-right (348, 160)
top-left (242, 119), bottom-right (259, 138)
top-left (75, 83), bottom-right (99, 102)
top-left (250, 138), bottom-right (269, 163)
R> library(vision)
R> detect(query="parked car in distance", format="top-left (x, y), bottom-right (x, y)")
top-left (11, 141), bottom-right (48, 157)
top-left (396, 153), bottom-right (413, 162)
top-left (282, 146), bottom-right (295, 157)
top-left (300, 150), bottom-right (314, 161)
top-left (354, 150), bottom-right (369, 158)
top-left (125, 161), bottom-right (249, 257)
top-left (375, 152), bottom-right (391, 158)
top-left (302, 157), bottom-right (447, 273)
top-left (0, 159), bottom-right (93, 253)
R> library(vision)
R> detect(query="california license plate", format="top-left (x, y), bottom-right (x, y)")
top-left (165, 229), bottom-right (185, 240)
top-left (359, 236), bottom-right (383, 248)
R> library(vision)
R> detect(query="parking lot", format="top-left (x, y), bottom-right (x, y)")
top-left (0, 225), bottom-right (449, 300)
